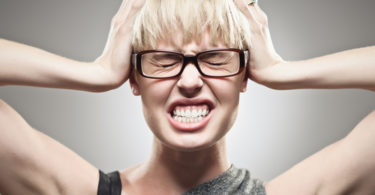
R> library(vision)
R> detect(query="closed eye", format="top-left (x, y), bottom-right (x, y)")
top-left (152, 62), bottom-right (179, 68)
top-left (205, 62), bottom-right (227, 66)
top-left (160, 63), bottom-right (178, 68)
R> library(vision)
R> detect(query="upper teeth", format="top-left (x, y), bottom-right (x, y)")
top-left (173, 108), bottom-right (209, 117)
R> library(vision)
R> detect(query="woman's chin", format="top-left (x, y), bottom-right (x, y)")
top-left (161, 135), bottom-right (218, 152)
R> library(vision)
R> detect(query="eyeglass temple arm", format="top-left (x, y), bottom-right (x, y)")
top-left (131, 53), bottom-right (137, 67)
top-left (244, 50), bottom-right (249, 67)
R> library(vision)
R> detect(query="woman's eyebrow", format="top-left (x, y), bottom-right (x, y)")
top-left (180, 48), bottom-right (226, 55)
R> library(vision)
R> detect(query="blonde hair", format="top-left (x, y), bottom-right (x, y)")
top-left (132, 0), bottom-right (251, 52)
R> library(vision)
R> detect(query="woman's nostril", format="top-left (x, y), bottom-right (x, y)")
top-left (178, 73), bottom-right (203, 88)
top-left (177, 69), bottom-right (203, 97)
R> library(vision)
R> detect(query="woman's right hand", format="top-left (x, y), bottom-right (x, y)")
top-left (94, 0), bottom-right (145, 89)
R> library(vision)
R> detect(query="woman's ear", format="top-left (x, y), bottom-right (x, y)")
top-left (129, 73), bottom-right (141, 96)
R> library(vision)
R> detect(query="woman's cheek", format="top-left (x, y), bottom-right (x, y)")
top-left (141, 80), bottom-right (175, 105)
top-left (207, 78), bottom-right (241, 103)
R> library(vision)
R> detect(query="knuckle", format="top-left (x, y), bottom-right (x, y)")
top-left (111, 16), bottom-right (124, 27)
top-left (259, 15), bottom-right (268, 26)
top-left (131, 1), bottom-right (145, 10)
top-left (264, 15), bottom-right (269, 23)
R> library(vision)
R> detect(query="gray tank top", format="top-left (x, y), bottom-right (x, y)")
top-left (98, 165), bottom-right (266, 195)
top-left (183, 165), bottom-right (266, 195)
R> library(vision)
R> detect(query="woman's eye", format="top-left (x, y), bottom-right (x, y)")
top-left (201, 59), bottom-right (229, 66)
top-left (206, 62), bottom-right (227, 66)
top-left (159, 63), bottom-right (177, 68)
top-left (152, 62), bottom-right (178, 68)
top-left (199, 52), bottom-right (232, 66)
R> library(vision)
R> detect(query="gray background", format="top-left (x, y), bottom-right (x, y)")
top-left (0, 0), bottom-right (374, 181)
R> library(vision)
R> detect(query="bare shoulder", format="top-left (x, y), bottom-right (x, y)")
top-left (0, 99), bottom-right (99, 195)
top-left (265, 111), bottom-right (375, 195)
top-left (119, 164), bottom-right (144, 195)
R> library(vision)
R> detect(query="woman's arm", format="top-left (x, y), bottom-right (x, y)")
top-left (0, 99), bottom-right (99, 195)
top-left (0, 0), bottom-right (144, 92)
top-left (234, 0), bottom-right (375, 194)
top-left (234, 0), bottom-right (375, 91)
top-left (253, 46), bottom-right (375, 91)
top-left (0, 0), bottom-right (145, 194)
top-left (265, 111), bottom-right (375, 195)
top-left (0, 39), bottom-right (115, 92)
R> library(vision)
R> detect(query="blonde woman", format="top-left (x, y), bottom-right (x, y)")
top-left (1, 0), bottom-right (375, 194)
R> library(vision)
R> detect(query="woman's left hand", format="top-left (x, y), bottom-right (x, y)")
top-left (234, 0), bottom-right (285, 88)
top-left (235, 0), bottom-right (375, 91)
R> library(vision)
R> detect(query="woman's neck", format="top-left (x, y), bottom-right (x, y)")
top-left (138, 137), bottom-right (230, 194)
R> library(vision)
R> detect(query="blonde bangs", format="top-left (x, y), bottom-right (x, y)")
top-left (132, 0), bottom-right (251, 52)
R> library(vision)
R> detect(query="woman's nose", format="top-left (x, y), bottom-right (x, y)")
top-left (176, 63), bottom-right (203, 97)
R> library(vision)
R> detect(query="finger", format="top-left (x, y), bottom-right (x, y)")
top-left (245, 1), bottom-right (268, 25)
top-left (253, 4), bottom-right (269, 25)
top-left (114, 0), bottom-right (130, 17)
top-left (233, 0), bottom-right (257, 21)
top-left (233, 0), bottom-right (267, 31)
top-left (113, 0), bottom-right (145, 23)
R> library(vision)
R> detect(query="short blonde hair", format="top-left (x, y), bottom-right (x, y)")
top-left (132, 0), bottom-right (251, 52)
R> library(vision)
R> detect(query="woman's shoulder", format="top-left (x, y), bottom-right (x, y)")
top-left (97, 164), bottom-right (141, 195)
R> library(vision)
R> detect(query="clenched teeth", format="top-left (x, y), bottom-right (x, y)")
top-left (173, 115), bottom-right (204, 123)
top-left (172, 105), bottom-right (210, 123)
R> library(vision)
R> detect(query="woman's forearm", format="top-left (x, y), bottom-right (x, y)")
top-left (0, 39), bottom-right (117, 92)
top-left (260, 46), bottom-right (375, 91)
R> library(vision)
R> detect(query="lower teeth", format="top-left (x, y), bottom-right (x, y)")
top-left (173, 116), bottom-right (204, 123)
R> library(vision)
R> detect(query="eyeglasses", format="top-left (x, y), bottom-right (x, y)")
top-left (132, 48), bottom-right (248, 79)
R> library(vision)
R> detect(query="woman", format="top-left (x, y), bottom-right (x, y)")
top-left (1, 0), bottom-right (375, 194)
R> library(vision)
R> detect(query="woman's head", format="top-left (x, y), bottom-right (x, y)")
top-left (130, 0), bottom-right (250, 152)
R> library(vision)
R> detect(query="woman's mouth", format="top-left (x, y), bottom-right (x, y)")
top-left (167, 100), bottom-right (214, 131)
top-left (171, 104), bottom-right (210, 123)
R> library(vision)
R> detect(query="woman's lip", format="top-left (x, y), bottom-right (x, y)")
top-left (167, 98), bottom-right (215, 113)
top-left (167, 109), bottom-right (213, 132)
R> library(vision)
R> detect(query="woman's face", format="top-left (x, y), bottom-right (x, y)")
top-left (130, 31), bottom-right (248, 151)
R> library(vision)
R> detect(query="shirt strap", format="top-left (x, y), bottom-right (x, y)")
top-left (97, 170), bottom-right (122, 195)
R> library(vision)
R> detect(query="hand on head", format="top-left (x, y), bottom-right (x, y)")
top-left (233, 0), bottom-right (284, 84)
top-left (94, 0), bottom-right (146, 88)
top-left (95, 0), bottom-right (284, 90)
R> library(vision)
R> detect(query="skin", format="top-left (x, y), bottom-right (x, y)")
top-left (124, 31), bottom-right (247, 194)
top-left (1, 0), bottom-right (375, 194)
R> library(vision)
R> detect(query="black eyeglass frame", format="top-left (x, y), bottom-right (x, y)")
top-left (132, 48), bottom-right (248, 79)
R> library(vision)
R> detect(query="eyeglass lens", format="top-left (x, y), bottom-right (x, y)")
top-left (140, 50), bottom-right (241, 78)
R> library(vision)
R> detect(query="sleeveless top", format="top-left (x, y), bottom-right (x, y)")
top-left (97, 165), bottom-right (266, 195)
